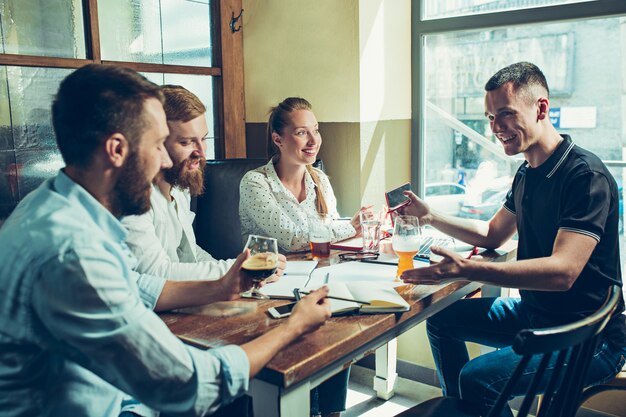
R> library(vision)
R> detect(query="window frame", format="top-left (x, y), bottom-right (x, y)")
top-left (411, 0), bottom-right (626, 196)
top-left (0, 0), bottom-right (246, 159)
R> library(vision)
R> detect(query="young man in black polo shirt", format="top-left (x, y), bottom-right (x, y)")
top-left (400, 61), bottom-right (626, 416)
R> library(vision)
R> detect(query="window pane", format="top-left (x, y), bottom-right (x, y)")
top-left (143, 72), bottom-right (217, 159)
top-left (424, 0), bottom-right (596, 20)
top-left (99, 0), bottom-right (213, 67)
top-left (2, 66), bottom-right (69, 202)
top-left (7, 66), bottom-right (67, 150)
top-left (0, 0), bottom-right (86, 58)
top-left (423, 16), bottom-right (626, 269)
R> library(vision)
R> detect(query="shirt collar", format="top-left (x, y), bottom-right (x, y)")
top-left (263, 159), bottom-right (317, 194)
top-left (54, 170), bottom-right (128, 242)
top-left (526, 134), bottom-right (575, 178)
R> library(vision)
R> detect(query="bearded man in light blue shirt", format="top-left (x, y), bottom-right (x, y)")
top-left (0, 64), bottom-right (331, 417)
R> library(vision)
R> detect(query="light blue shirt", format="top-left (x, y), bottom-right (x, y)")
top-left (0, 171), bottom-right (249, 417)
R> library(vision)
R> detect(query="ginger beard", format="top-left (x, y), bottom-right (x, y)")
top-left (162, 154), bottom-right (206, 196)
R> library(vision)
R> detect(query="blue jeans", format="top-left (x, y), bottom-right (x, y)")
top-left (427, 297), bottom-right (626, 417)
top-left (310, 367), bottom-right (350, 416)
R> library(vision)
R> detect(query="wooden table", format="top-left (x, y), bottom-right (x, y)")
top-left (160, 241), bottom-right (517, 416)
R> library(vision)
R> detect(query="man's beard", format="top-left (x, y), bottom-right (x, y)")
top-left (162, 155), bottom-right (206, 197)
top-left (112, 151), bottom-right (152, 217)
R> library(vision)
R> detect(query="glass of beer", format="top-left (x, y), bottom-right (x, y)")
top-left (392, 215), bottom-right (421, 280)
top-left (309, 214), bottom-right (332, 259)
top-left (241, 235), bottom-right (279, 298)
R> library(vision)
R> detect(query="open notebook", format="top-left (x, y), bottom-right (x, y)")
top-left (260, 260), bottom-right (410, 315)
top-left (258, 260), bottom-right (318, 299)
top-left (305, 281), bottom-right (409, 315)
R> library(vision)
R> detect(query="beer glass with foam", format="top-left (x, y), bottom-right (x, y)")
top-left (309, 214), bottom-right (332, 259)
top-left (241, 235), bottom-right (278, 298)
top-left (392, 215), bottom-right (421, 279)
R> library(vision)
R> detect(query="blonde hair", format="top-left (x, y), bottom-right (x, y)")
top-left (267, 97), bottom-right (328, 215)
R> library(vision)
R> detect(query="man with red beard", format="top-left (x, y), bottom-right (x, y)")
top-left (0, 65), bottom-right (332, 417)
top-left (122, 85), bottom-right (285, 283)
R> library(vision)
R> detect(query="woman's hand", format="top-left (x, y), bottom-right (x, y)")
top-left (350, 206), bottom-right (373, 236)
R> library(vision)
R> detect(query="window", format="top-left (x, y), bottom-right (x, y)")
top-left (0, 0), bottom-right (245, 223)
top-left (413, 0), bottom-right (626, 269)
top-left (423, 0), bottom-right (596, 19)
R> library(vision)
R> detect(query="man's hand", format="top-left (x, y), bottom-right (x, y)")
top-left (241, 285), bottom-right (331, 378)
top-left (218, 250), bottom-right (253, 300)
top-left (398, 191), bottom-right (432, 225)
top-left (400, 246), bottom-right (469, 285)
top-left (286, 286), bottom-right (331, 336)
top-left (265, 254), bottom-right (286, 283)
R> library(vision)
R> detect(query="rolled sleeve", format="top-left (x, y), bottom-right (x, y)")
top-left (190, 345), bottom-right (250, 413)
top-left (134, 271), bottom-right (167, 309)
top-left (32, 248), bottom-right (250, 416)
top-left (332, 221), bottom-right (356, 243)
top-left (123, 208), bottom-right (234, 282)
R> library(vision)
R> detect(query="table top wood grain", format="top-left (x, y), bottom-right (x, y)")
top-left (160, 240), bottom-right (517, 388)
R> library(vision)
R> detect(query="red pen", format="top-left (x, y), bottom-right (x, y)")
top-left (467, 246), bottom-right (480, 259)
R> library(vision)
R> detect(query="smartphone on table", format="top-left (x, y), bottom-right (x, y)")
top-left (385, 183), bottom-right (411, 212)
top-left (268, 302), bottom-right (297, 319)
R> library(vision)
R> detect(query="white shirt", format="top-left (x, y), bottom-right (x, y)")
top-left (239, 160), bottom-right (356, 252)
top-left (122, 184), bottom-right (235, 281)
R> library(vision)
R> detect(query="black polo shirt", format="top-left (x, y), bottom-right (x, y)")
top-left (503, 135), bottom-right (625, 346)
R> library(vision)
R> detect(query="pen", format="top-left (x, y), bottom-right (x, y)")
top-left (414, 256), bottom-right (431, 263)
top-left (293, 287), bottom-right (302, 301)
top-left (414, 254), bottom-right (431, 262)
top-left (361, 258), bottom-right (398, 266)
top-left (178, 335), bottom-right (210, 350)
top-left (296, 289), bottom-right (372, 305)
top-left (467, 246), bottom-right (480, 259)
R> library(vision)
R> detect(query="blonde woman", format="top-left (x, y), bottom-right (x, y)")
top-left (240, 97), bottom-right (362, 253)
top-left (239, 97), bottom-right (363, 417)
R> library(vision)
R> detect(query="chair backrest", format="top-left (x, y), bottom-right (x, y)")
top-left (193, 158), bottom-right (326, 260)
top-left (193, 158), bottom-right (266, 260)
top-left (487, 285), bottom-right (622, 417)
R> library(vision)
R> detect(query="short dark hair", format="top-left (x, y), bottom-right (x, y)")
top-left (484, 62), bottom-right (549, 100)
top-left (52, 64), bottom-right (164, 167)
top-left (161, 85), bottom-right (206, 123)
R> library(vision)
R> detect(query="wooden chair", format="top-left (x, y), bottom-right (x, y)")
top-left (577, 362), bottom-right (626, 406)
top-left (396, 285), bottom-right (622, 417)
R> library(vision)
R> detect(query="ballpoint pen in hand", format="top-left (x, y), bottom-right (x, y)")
top-left (295, 289), bottom-right (372, 305)
top-left (293, 288), bottom-right (302, 301)
top-left (467, 246), bottom-right (480, 259)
